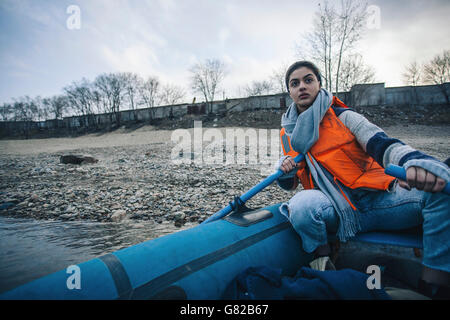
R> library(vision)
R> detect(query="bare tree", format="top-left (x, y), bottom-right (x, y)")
top-left (139, 76), bottom-right (160, 121)
top-left (90, 89), bottom-right (103, 115)
top-left (139, 76), bottom-right (160, 108)
top-left (93, 73), bottom-right (128, 127)
top-left (338, 54), bottom-right (376, 106)
top-left (402, 61), bottom-right (423, 105)
top-left (423, 50), bottom-right (450, 103)
top-left (64, 79), bottom-right (97, 128)
top-left (11, 96), bottom-right (39, 138)
top-left (244, 80), bottom-right (275, 96)
top-left (270, 63), bottom-right (289, 93)
top-left (334, 0), bottom-right (368, 93)
top-left (159, 84), bottom-right (186, 105)
top-left (12, 96), bottom-right (38, 121)
top-left (158, 83), bottom-right (186, 119)
top-left (423, 50), bottom-right (450, 84)
top-left (32, 96), bottom-right (49, 122)
top-left (0, 103), bottom-right (13, 121)
top-left (402, 61), bottom-right (422, 86)
top-left (339, 54), bottom-right (376, 92)
top-left (108, 73), bottom-right (128, 126)
top-left (189, 59), bottom-right (226, 113)
top-left (123, 73), bottom-right (141, 110)
top-left (296, 0), bottom-right (368, 93)
top-left (123, 72), bottom-right (144, 121)
top-left (42, 95), bottom-right (69, 120)
top-left (297, 1), bottom-right (336, 91)
top-left (93, 75), bottom-right (112, 114)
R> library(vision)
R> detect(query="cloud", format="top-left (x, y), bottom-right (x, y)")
top-left (155, 0), bottom-right (176, 13)
top-left (222, 54), bottom-right (234, 66)
top-left (0, 0), bottom-right (66, 31)
top-left (100, 44), bottom-right (160, 77)
top-left (358, 0), bottom-right (450, 86)
top-left (218, 27), bottom-right (230, 47)
top-left (187, 54), bottom-right (199, 66)
top-left (1, 0), bottom-right (450, 104)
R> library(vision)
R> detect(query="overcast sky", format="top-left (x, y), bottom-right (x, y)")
top-left (1, 0), bottom-right (449, 105)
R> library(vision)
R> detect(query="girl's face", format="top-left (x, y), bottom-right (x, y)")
top-left (288, 67), bottom-right (321, 113)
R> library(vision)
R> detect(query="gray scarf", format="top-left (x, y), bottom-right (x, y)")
top-left (281, 88), bottom-right (360, 241)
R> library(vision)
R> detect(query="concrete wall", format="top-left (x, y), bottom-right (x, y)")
top-left (385, 83), bottom-right (450, 106)
top-left (343, 83), bottom-right (450, 107)
top-left (351, 83), bottom-right (386, 106)
top-left (1, 82), bottom-right (449, 136)
top-left (211, 93), bottom-right (293, 113)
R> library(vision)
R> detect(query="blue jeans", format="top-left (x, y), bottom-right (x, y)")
top-left (279, 185), bottom-right (450, 273)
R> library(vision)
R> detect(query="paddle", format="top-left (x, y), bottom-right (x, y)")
top-left (385, 164), bottom-right (450, 195)
top-left (202, 153), bottom-right (305, 224)
top-left (202, 158), bottom-right (449, 225)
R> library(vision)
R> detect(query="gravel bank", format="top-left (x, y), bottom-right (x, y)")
top-left (0, 124), bottom-right (449, 227)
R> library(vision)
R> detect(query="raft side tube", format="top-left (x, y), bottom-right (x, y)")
top-left (0, 204), bottom-right (312, 300)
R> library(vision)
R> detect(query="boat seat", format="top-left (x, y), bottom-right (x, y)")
top-left (351, 230), bottom-right (423, 249)
top-left (328, 226), bottom-right (423, 253)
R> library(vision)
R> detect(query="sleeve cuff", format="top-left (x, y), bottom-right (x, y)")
top-left (403, 159), bottom-right (450, 183)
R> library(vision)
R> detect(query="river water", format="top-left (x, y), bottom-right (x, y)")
top-left (0, 215), bottom-right (425, 297)
top-left (0, 215), bottom-right (194, 294)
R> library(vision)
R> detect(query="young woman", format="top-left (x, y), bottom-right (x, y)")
top-left (277, 60), bottom-right (449, 299)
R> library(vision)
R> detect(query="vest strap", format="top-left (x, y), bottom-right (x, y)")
top-left (281, 132), bottom-right (291, 154)
top-left (334, 177), bottom-right (357, 211)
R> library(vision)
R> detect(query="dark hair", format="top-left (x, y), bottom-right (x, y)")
top-left (285, 61), bottom-right (322, 92)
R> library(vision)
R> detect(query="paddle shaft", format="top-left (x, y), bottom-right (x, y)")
top-left (203, 161), bottom-right (448, 224)
top-left (385, 164), bottom-right (450, 195)
top-left (202, 154), bottom-right (305, 224)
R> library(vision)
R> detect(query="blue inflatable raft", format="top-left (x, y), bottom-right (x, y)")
top-left (0, 203), bottom-right (315, 300)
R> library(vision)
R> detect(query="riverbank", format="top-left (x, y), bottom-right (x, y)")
top-left (2, 103), bottom-right (449, 140)
top-left (0, 124), bottom-right (449, 227)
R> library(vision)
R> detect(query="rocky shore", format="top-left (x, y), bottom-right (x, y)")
top-left (1, 124), bottom-right (449, 228)
top-left (0, 139), bottom-right (297, 227)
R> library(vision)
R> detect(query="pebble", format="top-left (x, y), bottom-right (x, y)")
top-left (110, 209), bottom-right (127, 222)
top-left (172, 211), bottom-right (186, 222)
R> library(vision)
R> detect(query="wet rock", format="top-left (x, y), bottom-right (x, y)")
top-left (60, 155), bottom-right (98, 165)
top-left (110, 209), bottom-right (127, 222)
top-left (2, 198), bottom-right (20, 204)
top-left (174, 220), bottom-right (185, 228)
top-left (0, 202), bottom-right (16, 210)
top-left (60, 213), bottom-right (75, 220)
top-left (172, 211), bottom-right (186, 222)
top-left (65, 205), bottom-right (76, 213)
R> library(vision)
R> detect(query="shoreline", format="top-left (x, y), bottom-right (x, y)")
top-left (1, 124), bottom-right (449, 226)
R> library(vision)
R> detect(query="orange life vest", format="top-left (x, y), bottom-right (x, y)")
top-left (280, 97), bottom-right (395, 201)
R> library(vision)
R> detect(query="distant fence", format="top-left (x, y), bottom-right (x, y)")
top-left (1, 82), bottom-right (449, 137)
